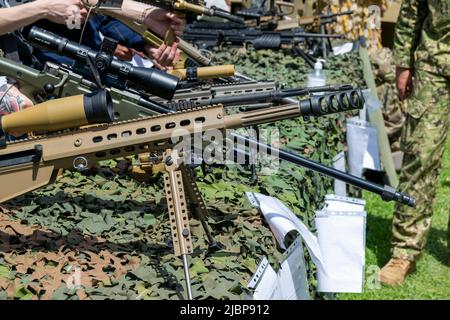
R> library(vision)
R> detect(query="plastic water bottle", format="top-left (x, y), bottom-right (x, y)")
top-left (307, 61), bottom-right (326, 93)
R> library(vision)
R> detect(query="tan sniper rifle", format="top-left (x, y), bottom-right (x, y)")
top-left (0, 87), bottom-right (415, 299)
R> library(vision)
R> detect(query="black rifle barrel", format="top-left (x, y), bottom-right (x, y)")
top-left (167, 85), bottom-right (355, 110)
top-left (138, 98), bottom-right (173, 114)
top-left (230, 132), bottom-right (416, 207)
top-left (208, 6), bottom-right (245, 23)
top-left (294, 32), bottom-right (343, 39)
top-left (207, 84), bottom-right (353, 106)
top-left (321, 10), bottom-right (354, 19)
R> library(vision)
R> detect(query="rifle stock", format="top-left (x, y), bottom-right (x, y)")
top-left (0, 162), bottom-right (58, 203)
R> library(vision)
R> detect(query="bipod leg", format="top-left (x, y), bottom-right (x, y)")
top-left (180, 164), bottom-right (223, 252)
top-left (163, 150), bottom-right (194, 300)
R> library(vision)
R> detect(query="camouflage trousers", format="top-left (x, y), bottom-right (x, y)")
top-left (391, 68), bottom-right (450, 262)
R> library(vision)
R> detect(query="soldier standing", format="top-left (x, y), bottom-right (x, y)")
top-left (379, 0), bottom-right (450, 286)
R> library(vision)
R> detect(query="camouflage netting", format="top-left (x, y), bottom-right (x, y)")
top-left (0, 49), bottom-right (365, 300)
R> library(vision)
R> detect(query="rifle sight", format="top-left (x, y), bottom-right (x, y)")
top-left (28, 27), bottom-right (179, 100)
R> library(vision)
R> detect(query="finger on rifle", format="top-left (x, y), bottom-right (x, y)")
top-left (158, 45), bottom-right (174, 66)
top-left (152, 44), bottom-right (166, 61)
top-left (166, 43), bottom-right (178, 65)
top-left (173, 48), bottom-right (181, 65)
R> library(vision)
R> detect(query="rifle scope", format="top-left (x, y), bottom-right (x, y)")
top-left (0, 90), bottom-right (113, 134)
top-left (27, 27), bottom-right (179, 100)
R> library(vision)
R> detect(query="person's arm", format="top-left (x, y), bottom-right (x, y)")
top-left (97, 0), bottom-right (185, 37)
top-left (0, 0), bottom-right (87, 36)
top-left (0, 81), bottom-right (34, 137)
top-left (393, 0), bottom-right (428, 100)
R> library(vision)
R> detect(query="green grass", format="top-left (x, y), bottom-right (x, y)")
top-left (340, 131), bottom-right (450, 300)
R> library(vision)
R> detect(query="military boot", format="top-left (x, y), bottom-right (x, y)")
top-left (379, 258), bottom-right (416, 286)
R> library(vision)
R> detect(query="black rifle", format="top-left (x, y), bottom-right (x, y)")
top-left (183, 21), bottom-right (343, 50)
top-left (236, 0), bottom-right (295, 30)
top-left (299, 10), bottom-right (354, 27)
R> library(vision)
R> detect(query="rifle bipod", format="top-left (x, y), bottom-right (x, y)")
top-left (127, 150), bottom-right (222, 299)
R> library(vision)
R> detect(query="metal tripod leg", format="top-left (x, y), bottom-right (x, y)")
top-left (180, 164), bottom-right (223, 252)
top-left (163, 150), bottom-right (194, 300)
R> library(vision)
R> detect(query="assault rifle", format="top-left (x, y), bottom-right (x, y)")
top-left (101, 9), bottom-right (213, 68)
top-left (0, 88), bottom-right (414, 299)
top-left (93, 0), bottom-right (243, 22)
top-left (236, 0), bottom-right (295, 30)
top-left (278, 10), bottom-right (354, 59)
top-left (183, 21), bottom-right (343, 50)
top-left (298, 10), bottom-right (354, 28)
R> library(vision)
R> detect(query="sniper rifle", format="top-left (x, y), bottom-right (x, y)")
top-left (0, 89), bottom-right (415, 299)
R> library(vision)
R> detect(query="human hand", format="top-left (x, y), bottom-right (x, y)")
top-left (114, 44), bottom-right (134, 61)
top-left (145, 42), bottom-right (181, 71)
top-left (37, 0), bottom-right (88, 25)
top-left (143, 8), bottom-right (186, 38)
top-left (396, 67), bottom-right (413, 101)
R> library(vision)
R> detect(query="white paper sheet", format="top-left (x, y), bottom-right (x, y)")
top-left (316, 211), bottom-right (366, 293)
top-left (346, 117), bottom-right (381, 177)
top-left (131, 55), bottom-right (154, 68)
top-left (247, 257), bottom-right (281, 300)
top-left (332, 152), bottom-right (347, 197)
top-left (332, 42), bottom-right (354, 55)
top-left (246, 192), bottom-right (328, 274)
top-left (246, 238), bottom-right (310, 300)
top-left (246, 192), bottom-right (367, 294)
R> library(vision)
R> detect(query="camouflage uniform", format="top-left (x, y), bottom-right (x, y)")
top-left (391, 0), bottom-right (450, 261)
top-left (370, 47), bottom-right (406, 152)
